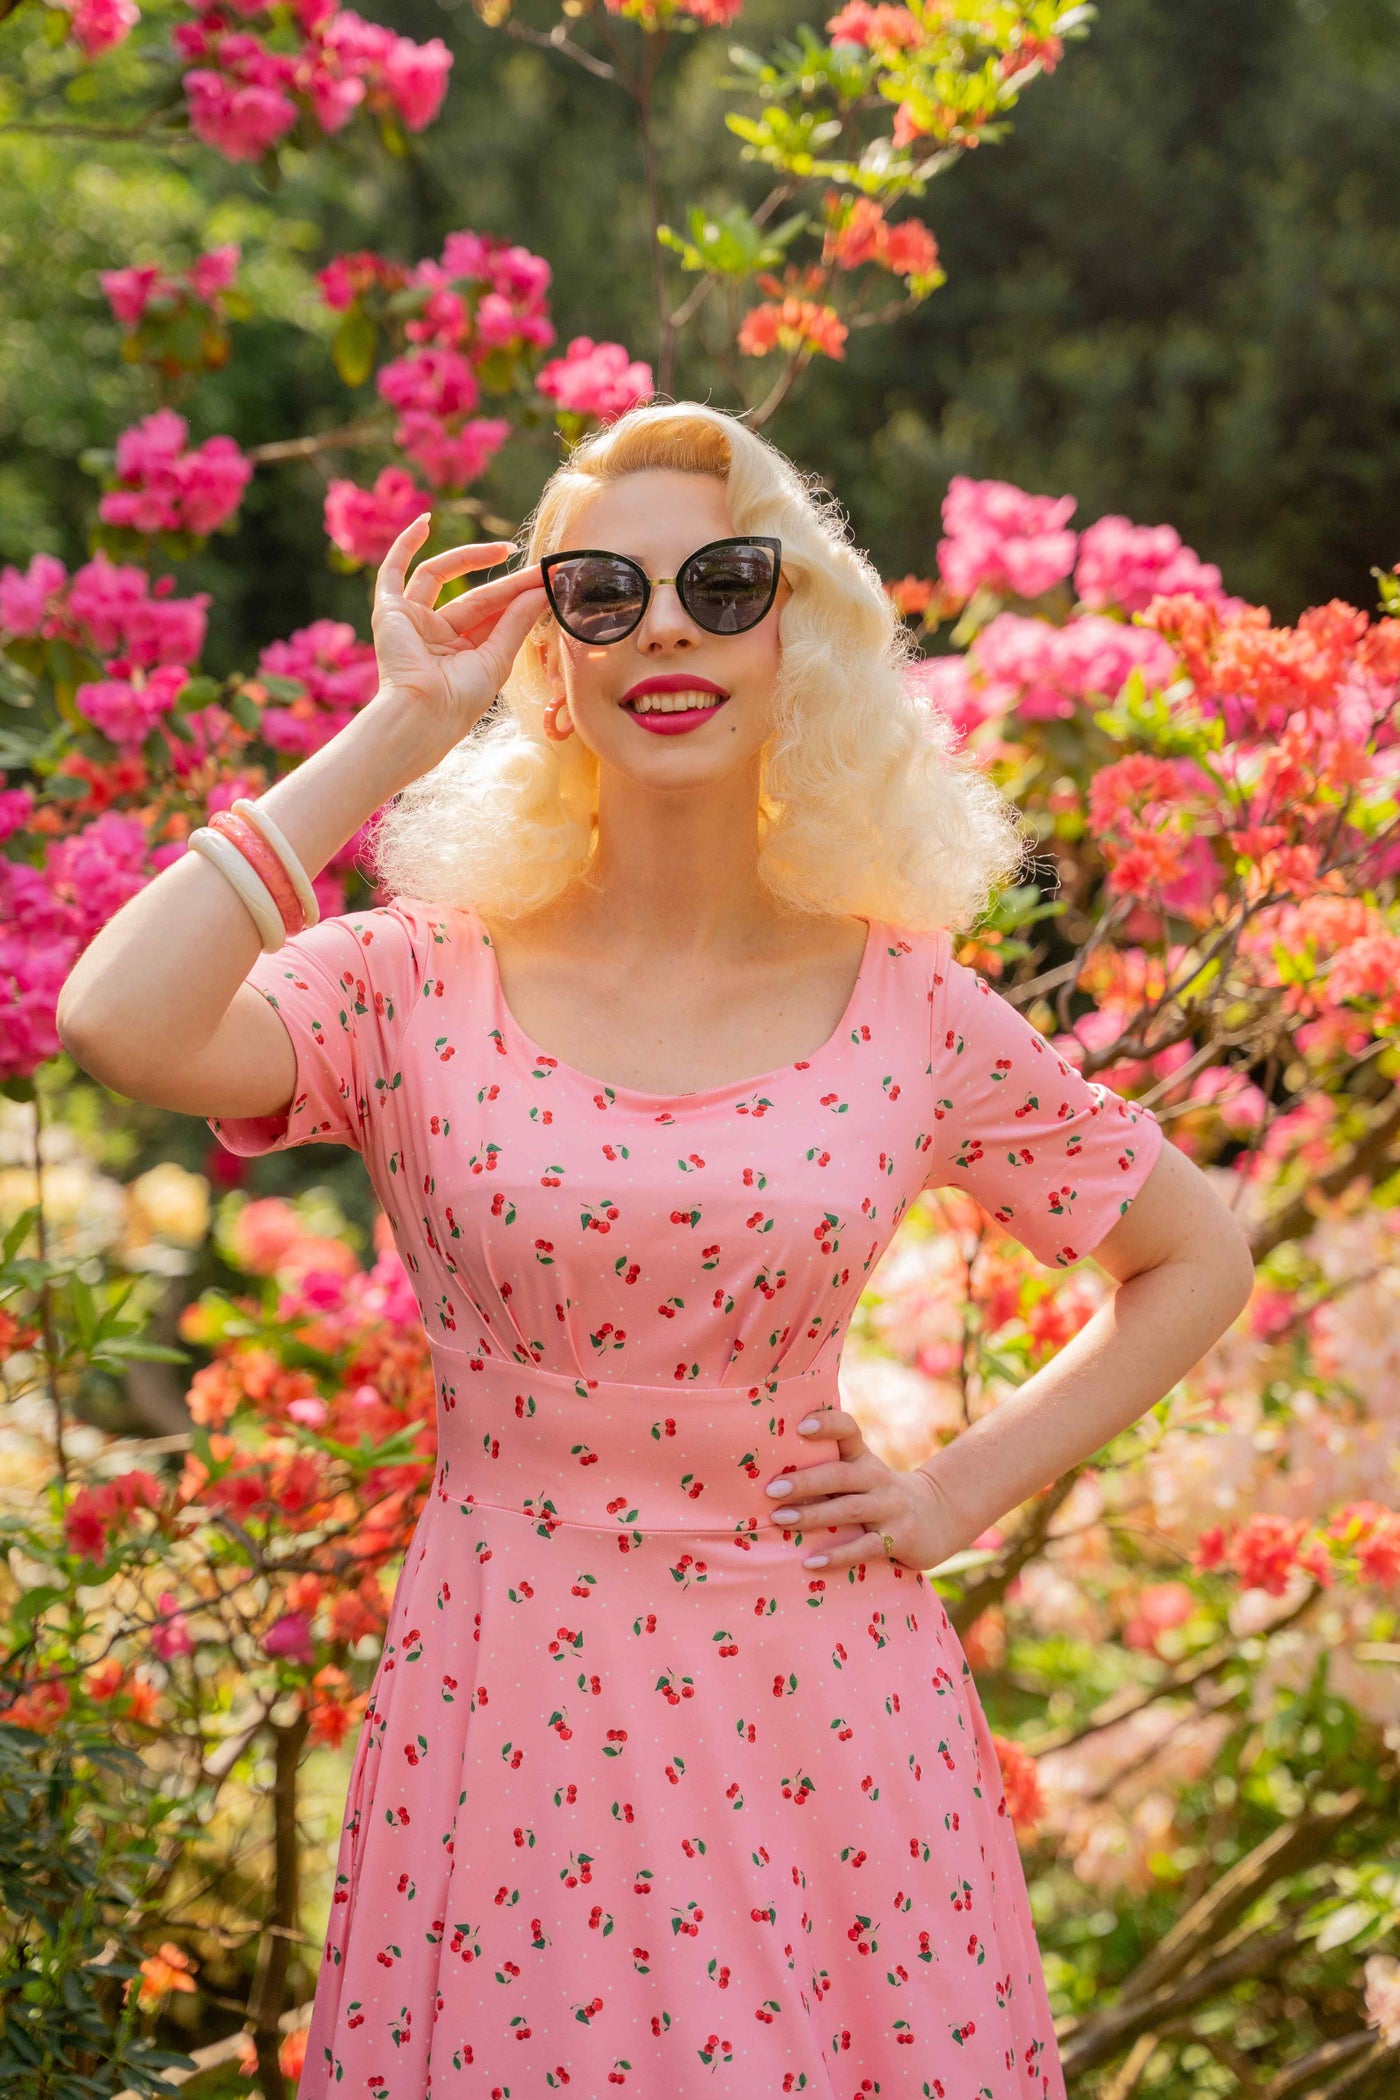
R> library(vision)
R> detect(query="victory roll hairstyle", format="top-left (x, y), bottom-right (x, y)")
top-left (371, 400), bottom-right (1031, 932)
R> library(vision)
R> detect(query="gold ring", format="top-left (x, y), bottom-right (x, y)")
top-left (881, 1532), bottom-right (896, 1556)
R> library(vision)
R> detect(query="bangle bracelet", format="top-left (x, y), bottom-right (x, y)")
top-left (208, 809), bottom-right (304, 940)
top-left (189, 826), bottom-right (287, 953)
top-left (232, 798), bottom-right (320, 930)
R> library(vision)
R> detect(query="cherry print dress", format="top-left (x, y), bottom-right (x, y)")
top-left (211, 898), bottom-right (1164, 2100)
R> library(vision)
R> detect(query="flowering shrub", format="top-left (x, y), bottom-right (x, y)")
top-left (5, 0), bottom-right (1400, 2089)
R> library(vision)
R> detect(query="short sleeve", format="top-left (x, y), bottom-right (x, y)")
top-left (207, 897), bottom-right (432, 1159)
top-left (925, 928), bottom-right (1165, 1267)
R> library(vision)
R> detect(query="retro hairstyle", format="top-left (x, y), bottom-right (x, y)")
top-left (371, 400), bottom-right (1032, 932)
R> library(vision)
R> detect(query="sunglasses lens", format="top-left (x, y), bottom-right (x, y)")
top-left (549, 555), bottom-right (644, 642)
top-left (682, 543), bottom-right (776, 633)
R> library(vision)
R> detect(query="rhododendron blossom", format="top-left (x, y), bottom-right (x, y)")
top-left (57, 0), bottom-right (140, 59)
top-left (737, 298), bottom-right (848, 361)
top-left (323, 465), bottom-right (430, 566)
top-left (256, 619), bottom-right (379, 755)
top-left (76, 661), bottom-right (190, 751)
top-left (1073, 512), bottom-right (1226, 614)
top-left (937, 474), bottom-right (1078, 602)
top-left (825, 1), bottom-right (923, 50)
top-left (174, 6), bottom-right (451, 163)
top-left (822, 193), bottom-right (940, 280)
top-left (536, 337), bottom-right (655, 422)
top-left (100, 244), bottom-right (241, 330)
top-left (968, 609), bottom-right (1177, 721)
top-left (99, 408), bottom-right (253, 539)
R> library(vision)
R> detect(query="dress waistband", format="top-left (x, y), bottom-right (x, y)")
top-left (428, 1345), bottom-right (844, 1535)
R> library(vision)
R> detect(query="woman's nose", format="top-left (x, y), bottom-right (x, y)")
top-left (636, 582), bottom-right (698, 649)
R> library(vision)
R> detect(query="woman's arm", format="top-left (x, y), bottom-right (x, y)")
top-left (56, 523), bottom-right (548, 1122)
top-left (916, 1138), bottom-right (1256, 1546)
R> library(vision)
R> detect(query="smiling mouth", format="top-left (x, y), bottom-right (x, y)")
top-left (624, 688), bottom-right (729, 715)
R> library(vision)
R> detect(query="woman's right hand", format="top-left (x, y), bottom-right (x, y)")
top-left (371, 512), bottom-right (550, 739)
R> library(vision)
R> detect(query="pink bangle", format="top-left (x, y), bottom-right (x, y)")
top-left (208, 809), bottom-right (305, 940)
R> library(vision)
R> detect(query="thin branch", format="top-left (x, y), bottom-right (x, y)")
top-left (245, 417), bottom-right (391, 464)
top-left (495, 14), bottom-right (619, 82)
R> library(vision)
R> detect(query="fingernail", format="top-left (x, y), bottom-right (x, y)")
top-left (765, 1479), bottom-right (791, 1498)
top-left (804, 1555), bottom-right (828, 1568)
top-left (797, 1417), bottom-right (820, 1434)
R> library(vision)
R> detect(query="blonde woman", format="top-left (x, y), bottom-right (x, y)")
top-left (60, 401), bottom-right (1254, 2098)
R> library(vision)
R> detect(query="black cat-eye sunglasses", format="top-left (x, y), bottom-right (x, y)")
top-left (539, 535), bottom-right (783, 645)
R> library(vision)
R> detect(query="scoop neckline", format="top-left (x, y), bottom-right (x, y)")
top-left (466, 907), bottom-right (879, 1107)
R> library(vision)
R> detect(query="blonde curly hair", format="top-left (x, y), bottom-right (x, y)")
top-left (371, 400), bottom-right (1031, 932)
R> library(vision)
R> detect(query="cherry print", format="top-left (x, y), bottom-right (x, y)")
top-left (208, 903), bottom-right (1162, 2099)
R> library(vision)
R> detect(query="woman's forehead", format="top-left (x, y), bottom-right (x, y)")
top-left (562, 468), bottom-right (734, 557)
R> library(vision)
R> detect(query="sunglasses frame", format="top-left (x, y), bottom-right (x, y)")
top-left (539, 534), bottom-right (783, 644)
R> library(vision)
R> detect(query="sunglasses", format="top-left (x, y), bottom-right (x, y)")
top-left (539, 535), bottom-right (782, 645)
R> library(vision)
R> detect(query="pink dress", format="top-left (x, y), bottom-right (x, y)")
top-left (212, 899), bottom-right (1163, 2099)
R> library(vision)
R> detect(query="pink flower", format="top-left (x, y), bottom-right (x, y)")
top-left (263, 1611), bottom-right (316, 1664)
top-left (377, 347), bottom-right (481, 419)
top-left (380, 32), bottom-right (452, 129)
top-left (100, 263), bottom-right (166, 329)
top-left (258, 618), bottom-right (378, 754)
top-left (968, 610), bottom-right (1177, 722)
top-left (394, 413), bottom-right (510, 492)
top-left (98, 409), bottom-right (252, 539)
top-left (537, 337), bottom-right (655, 422)
top-left (0, 931), bottom-right (75, 1082)
top-left (60, 0), bottom-right (140, 59)
top-left (188, 243), bottom-right (242, 302)
top-left (150, 1591), bottom-right (195, 1661)
top-left (0, 553), bottom-right (68, 639)
top-left (937, 474), bottom-right (1078, 604)
top-left (63, 554), bottom-right (210, 666)
top-left (902, 655), bottom-right (991, 743)
top-left (76, 661), bottom-right (189, 750)
top-left (0, 787), bottom-right (35, 842)
top-left (1074, 514), bottom-right (1225, 615)
top-left (681, 0), bottom-right (744, 23)
top-left (323, 465), bottom-right (430, 566)
top-left (46, 811), bottom-right (153, 944)
top-left (183, 69), bottom-right (298, 162)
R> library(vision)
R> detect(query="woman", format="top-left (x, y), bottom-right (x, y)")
top-left (59, 402), bottom-right (1254, 2098)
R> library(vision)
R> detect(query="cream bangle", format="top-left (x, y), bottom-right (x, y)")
top-left (189, 826), bottom-right (288, 954)
top-left (232, 798), bottom-right (320, 929)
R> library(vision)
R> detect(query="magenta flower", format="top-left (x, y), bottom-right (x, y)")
top-left (323, 465), bottom-right (429, 566)
top-left (76, 661), bottom-right (189, 751)
top-left (936, 473), bottom-right (1078, 603)
top-left (150, 1592), bottom-right (195, 1661)
top-left (0, 553), bottom-right (67, 640)
top-left (263, 1611), bottom-right (316, 1664)
top-left (98, 409), bottom-right (252, 539)
top-left (1073, 513), bottom-right (1225, 615)
top-left (59, 0), bottom-right (140, 60)
top-left (537, 337), bottom-right (655, 423)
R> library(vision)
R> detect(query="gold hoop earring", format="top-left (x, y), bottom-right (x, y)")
top-left (543, 696), bottom-right (574, 743)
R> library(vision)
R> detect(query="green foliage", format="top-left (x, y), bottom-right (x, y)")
top-left (0, 1724), bottom-right (198, 2099)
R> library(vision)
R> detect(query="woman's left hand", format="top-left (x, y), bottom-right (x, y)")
top-left (764, 1409), bottom-right (964, 1572)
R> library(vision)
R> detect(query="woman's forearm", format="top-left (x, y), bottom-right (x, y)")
top-left (918, 1234), bottom-right (1255, 1552)
top-left (57, 689), bottom-right (452, 1079)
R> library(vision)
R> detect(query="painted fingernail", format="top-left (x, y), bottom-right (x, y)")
top-left (797, 1417), bottom-right (820, 1434)
top-left (765, 1479), bottom-right (791, 1497)
top-left (804, 1555), bottom-right (828, 1568)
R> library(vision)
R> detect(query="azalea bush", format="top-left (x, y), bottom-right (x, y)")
top-left (3, 0), bottom-right (1400, 2093)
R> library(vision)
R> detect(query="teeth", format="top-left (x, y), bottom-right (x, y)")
top-left (628, 689), bottom-right (725, 714)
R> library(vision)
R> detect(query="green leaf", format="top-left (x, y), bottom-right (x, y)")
top-left (227, 687), bottom-right (262, 733)
top-left (331, 306), bottom-right (378, 389)
top-left (258, 673), bottom-right (305, 703)
top-left (174, 675), bottom-right (223, 710)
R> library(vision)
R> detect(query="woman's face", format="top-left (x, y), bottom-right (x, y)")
top-left (532, 467), bottom-right (790, 789)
